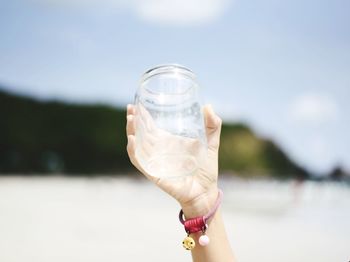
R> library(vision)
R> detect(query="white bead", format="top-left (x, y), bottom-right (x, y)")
top-left (199, 235), bottom-right (210, 246)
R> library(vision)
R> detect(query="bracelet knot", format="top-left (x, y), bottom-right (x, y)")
top-left (184, 216), bottom-right (206, 234)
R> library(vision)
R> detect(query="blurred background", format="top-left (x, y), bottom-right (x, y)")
top-left (0, 0), bottom-right (349, 261)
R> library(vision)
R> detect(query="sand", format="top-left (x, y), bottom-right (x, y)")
top-left (0, 176), bottom-right (349, 262)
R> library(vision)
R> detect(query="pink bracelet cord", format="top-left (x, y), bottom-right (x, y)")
top-left (179, 189), bottom-right (223, 234)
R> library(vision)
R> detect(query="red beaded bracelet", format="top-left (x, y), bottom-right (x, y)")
top-left (179, 189), bottom-right (223, 250)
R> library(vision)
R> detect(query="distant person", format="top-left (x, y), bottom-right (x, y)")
top-left (126, 104), bottom-right (236, 262)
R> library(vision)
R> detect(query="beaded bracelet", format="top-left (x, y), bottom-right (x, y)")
top-left (179, 189), bottom-right (223, 250)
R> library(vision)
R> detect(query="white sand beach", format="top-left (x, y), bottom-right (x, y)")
top-left (0, 176), bottom-right (349, 262)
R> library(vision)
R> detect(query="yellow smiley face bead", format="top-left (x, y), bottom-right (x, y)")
top-left (182, 236), bottom-right (196, 250)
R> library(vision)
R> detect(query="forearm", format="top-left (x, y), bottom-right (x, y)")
top-left (191, 209), bottom-right (235, 262)
top-left (181, 188), bottom-right (236, 262)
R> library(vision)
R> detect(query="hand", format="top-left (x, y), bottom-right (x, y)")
top-left (126, 104), bottom-right (222, 217)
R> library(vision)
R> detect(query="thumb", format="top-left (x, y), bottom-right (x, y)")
top-left (203, 104), bottom-right (222, 152)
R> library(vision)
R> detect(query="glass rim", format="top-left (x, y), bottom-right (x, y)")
top-left (140, 64), bottom-right (196, 83)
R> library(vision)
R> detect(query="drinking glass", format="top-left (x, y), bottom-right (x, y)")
top-left (134, 64), bottom-right (207, 178)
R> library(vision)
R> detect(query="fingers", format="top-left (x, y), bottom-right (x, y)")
top-left (127, 134), bottom-right (158, 183)
top-left (127, 104), bottom-right (135, 116)
top-left (203, 104), bottom-right (222, 152)
top-left (126, 104), bottom-right (160, 184)
top-left (126, 134), bottom-right (138, 166)
top-left (126, 115), bottom-right (135, 136)
top-left (126, 134), bottom-right (145, 173)
top-left (204, 104), bottom-right (221, 132)
top-left (126, 104), bottom-right (135, 136)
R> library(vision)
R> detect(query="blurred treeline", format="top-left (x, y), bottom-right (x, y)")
top-left (0, 88), bottom-right (308, 178)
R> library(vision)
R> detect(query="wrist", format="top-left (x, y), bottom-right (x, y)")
top-left (179, 188), bottom-right (223, 250)
top-left (180, 186), bottom-right (219, 218)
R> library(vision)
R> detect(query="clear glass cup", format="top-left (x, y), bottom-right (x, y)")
top-left (134, 64), bottom-right (207, 178)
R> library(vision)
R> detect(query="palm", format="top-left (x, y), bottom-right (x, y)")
top-left (154, 150), bottom-right (218, 204)
top-left (126, 104), bottom-right (221, 205)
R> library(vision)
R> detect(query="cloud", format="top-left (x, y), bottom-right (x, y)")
top-left (288, 93), bottom-right (339, 125)
top-left (135, 0), bottom-right (231, 26)
top-left (33, 0), bottom-right (231, 26)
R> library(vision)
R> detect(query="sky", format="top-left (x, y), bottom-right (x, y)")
top-left (0, 0), bottom-right (349, 175)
